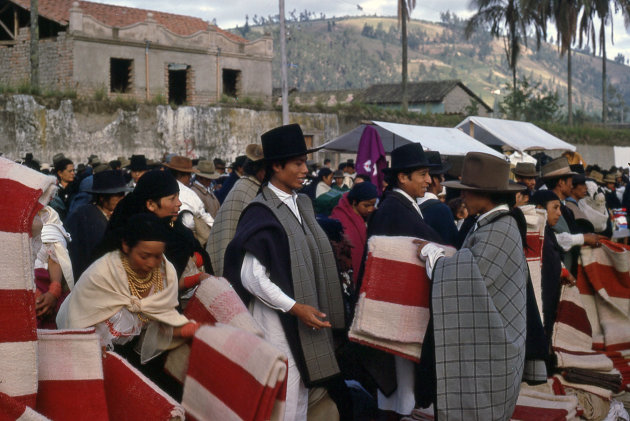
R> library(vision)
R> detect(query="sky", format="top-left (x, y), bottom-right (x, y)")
top-left (97, 0), bottom-right (630, 58)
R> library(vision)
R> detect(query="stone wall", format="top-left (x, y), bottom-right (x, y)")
top-left (0, 95), bottom-right (339, 165)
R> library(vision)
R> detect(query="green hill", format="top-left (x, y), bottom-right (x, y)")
top-left (235, 15), bottom-right (630, 119)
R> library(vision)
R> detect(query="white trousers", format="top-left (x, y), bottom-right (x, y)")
top-left (377, 355), bottom-right (415, 416)
top-left (251, 299), bottom-right (309, 420)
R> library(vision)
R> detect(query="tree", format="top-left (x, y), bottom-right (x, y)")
top-left (398, 0), bottom-right (417, 112)
top-left (501, 77), bottom-right (561, 121)
top-left (614, 52), bottom-right (626, 64)
top-left (466, 0), bottom-right (546, 118)
top-left (578, 0), bottom-right (630, 123)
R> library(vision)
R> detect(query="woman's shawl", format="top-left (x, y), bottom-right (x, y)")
top-left (39, 206), bottom-right (75, 290)
top-left (432, 211), bottom-right (527, 421)
top-left (56, 251), bottom-right (189, 330)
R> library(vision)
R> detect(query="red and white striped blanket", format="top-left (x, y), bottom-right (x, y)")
top-left (35, 329), bottom-right (109, 420)
top-left (511, 384), bottom-right (579, 421)
top-left (522, 205), bottom-right (547, 320)
top-left (0, 391), bottom-right (50, 421)
top-left (349, 236), bottom-right (454, 362)
top-left (164, 275), bottom-right (263, 383)
top-left (0, 158), bottom-right (57, 407)
top-left (578, 240), bottom-right (630, 351)
top-left (182, 325), bottom-right (287, 421)
top-left (103, 351), bottom-right (184, 421)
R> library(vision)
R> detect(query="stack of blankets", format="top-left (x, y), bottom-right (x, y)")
top-left (348, 236), bottom-right (454, 362)
top-left (0, 157), bottom-right (288, 421)
top-left (517, 239), bottom-right (630, 420)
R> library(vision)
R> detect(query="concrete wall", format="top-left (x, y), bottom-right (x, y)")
top-left (0, 95), bottom-right (338, 165)
top-left (444, 86), bottom-right (490, 117)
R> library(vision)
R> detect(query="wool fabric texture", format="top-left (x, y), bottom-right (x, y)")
top-left (0, 157), bottom-right (57, 407)
top-left (432, 211), bottom-right (527, 421)
top-left (182, 325), bottom-right (288, 421)
top-left (349, 236), bottom-right (455, 362)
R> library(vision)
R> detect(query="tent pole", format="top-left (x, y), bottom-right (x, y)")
top-left (393, 134), bottom-right (396, 150)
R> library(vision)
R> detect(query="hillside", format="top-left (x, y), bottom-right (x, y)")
top-left (235, 15), bottom-right (630, 119)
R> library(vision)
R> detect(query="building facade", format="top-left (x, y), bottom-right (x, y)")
top-left (0, 0), bottom-right (273, 105)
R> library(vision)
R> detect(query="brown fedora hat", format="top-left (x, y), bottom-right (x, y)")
top-left (195, 160), bottom-right (221, 180)
top-left (511, 162), bottom-right (538, 178)
top-left (589, 170), bottom-right (604, 184)
top-left (163, 156), bottom-right (198, 173)
top-left (245, 144), bottom-right (264, 162)
top-left (541, 157), bottom-right (578, 180)
top-left (443, 152), bottom-right (525, 193)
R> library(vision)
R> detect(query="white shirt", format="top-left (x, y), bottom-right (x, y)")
top-left (393, 188), bottom-right (423, 218)
top-left (268, 182), bottom-right (302, 224)
top-left (177, 180), bottom-right (214, 229)
top-left (473, 204), bottom-right (510, 231)
top-left (417, 191), bottom-right (438, 206)
top-left (193, 180), bottom-right (212, 195)
top-left (239, 182), bottom-right (302, 313)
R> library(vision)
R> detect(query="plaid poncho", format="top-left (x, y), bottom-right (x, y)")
top-left (432, 210), bottom-right (527, 421)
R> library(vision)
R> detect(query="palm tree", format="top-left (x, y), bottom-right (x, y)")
top-left (541, 0), bottom-right (580, 125)
top-left (579, 0), bottom-right (630, 123)
top-left (466, 0), bottom-right (545, 117)
top-left (398, 0), bottom-right (416, 113)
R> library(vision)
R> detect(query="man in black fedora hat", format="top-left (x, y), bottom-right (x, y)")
top-left (224, 124), bottom-right (349, 420)
top-left (65, 170), bottom-right (130, 279)
top-left (415, 152), bottom-right (535, 420)
top-left (128, 154), bottom-right (149, 184)
top-left (357, 142), bottom-right (443, 419)
top-left (418, 151), bottom-right (458, 246)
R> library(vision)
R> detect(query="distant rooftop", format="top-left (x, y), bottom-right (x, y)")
top-left (9, 0), bottom-right (247, 42)
top-left (358, 80), bottom-right (492, 111)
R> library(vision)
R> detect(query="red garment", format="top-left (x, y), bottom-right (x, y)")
top-left (330, 193), bottom-right (367, 284)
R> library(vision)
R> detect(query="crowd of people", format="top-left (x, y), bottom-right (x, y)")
top-left (14, 124), bottom-right (630, 420)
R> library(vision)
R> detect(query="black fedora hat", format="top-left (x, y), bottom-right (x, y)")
top-left (86, 170), bottom-right (131, 194)
top-left (425, 151), bottom-right (451, 175)
top-left (383, 143), bottom-right (438, 174)
top-left (261, 124), bottom-right (320, 161)
top-left (129, 154), bottom-right (148, 171)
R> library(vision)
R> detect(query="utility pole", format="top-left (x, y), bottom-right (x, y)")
top-left (30, 0), bottom-right (39, 90)
top-left (279, 0), bottom-right (289, 125)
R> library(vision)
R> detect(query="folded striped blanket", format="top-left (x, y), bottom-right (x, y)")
top-left (0, 391), bottom-right (50, 421)
top-left (579, 240), bottom-right (630, 351)
top-left (349, 236), bottom-right (454, 362)
top-left (164, 275), bottom-right (263, 383)
top-left (511, 387), bottom-right (579, 421)
top-left (552, 283), bottom-right (614, 372)
top-left (0, 158), bottom-right (57, 407)
top-left (522, 205), bottom-right (547, 320)
top-left (35, 329), bottom-right (109, 420)
top-left (182, 325), bottom-right (287, 421)
top-left (103, 351), bottom-right (184, 421)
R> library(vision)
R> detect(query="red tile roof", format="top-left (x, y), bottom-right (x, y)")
top-left (11, 0), bottom-right (247, 42)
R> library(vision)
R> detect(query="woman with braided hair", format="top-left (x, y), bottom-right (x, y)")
top-left (57, 213), bottom-right (200, 397)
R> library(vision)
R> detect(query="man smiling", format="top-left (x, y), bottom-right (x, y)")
top-left (224, 124), bottom-right (348, 420)
top-left (358, 142), bottom-right (443, 419)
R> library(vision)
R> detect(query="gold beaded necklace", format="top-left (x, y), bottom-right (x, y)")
top-left (120, 251), bottom-right (164, 321)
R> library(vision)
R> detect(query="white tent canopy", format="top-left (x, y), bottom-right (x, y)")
top-left (320, 121), bottom-right (504, 158)
top-left (456, 116), bottom-right (576, 153)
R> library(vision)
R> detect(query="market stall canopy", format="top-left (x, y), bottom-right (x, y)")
top-left (456, 116), bottom-right (576, 153)
top-left (320, 121), bottom-right (504, 158)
